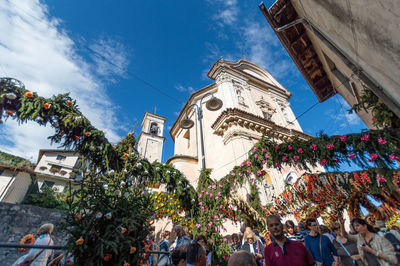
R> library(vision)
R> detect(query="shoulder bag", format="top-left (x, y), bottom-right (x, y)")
top-left (315, 235), bottom-right (324, 266)
top-left (337, 239), bottom-right (357, 265)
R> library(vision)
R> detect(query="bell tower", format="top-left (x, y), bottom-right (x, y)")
top-left (137, 112), bottom-right (166, 163)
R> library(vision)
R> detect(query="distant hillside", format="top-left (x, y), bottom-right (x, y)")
top-left (0, 150), bottom-right (34, 167)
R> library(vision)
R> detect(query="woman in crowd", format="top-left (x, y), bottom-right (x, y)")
top-left (331, 222), bottom-right (364, 266)
top-left (341, 218), bottom-right (397, 266)
top-left (196, 235), bottom-right (212, 266)
top-left (12, 223), bottom-right (55, 266)
top-left (157, 231), bottom-right (171, 266)
top-left (285, 220), bottom-right (304, 242)
top-left (171, 246), bottom-right (187, 266)
top-left (230, 233), bottom-right (241, 252)
top-left (240, 230), bottom-right (264, 265)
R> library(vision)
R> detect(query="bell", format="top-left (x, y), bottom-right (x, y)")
top-left (206, 96), bottom-right (223, 111)
top-left (180, 116), bottom-right (194, 129)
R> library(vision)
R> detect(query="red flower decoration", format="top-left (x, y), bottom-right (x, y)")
top-left (60, 131), bottom-right (65, 136)
top-left (127, 132), bottom-right (132, 137)
top-left (6, 110), bottom-right (13, 116)
top-left (43, 103), bottom-right (51, 109)
top-left (84, 132), bottom-right (91, 137)
top-left (25, 92), bottom-right (33, 98)
top-left (340, 135), bottom-right (347, 142)
top-left (348, 153), bottom-right (356, 159)
top-left (297, 148), bottom-right (303, 153)
top-left (75, 136), bottom-right (80, 140)
top-left (112, 145), bottom-right (116, 150)
top-left (66, 101), bottom-right (73, 106)
top-left (104, 254), bottom-right (112, 261)
top-left (123, 154), bottom-right (128, 158)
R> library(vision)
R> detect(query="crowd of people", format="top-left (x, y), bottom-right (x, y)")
top-left (154, 216), bottom-right (400, 266)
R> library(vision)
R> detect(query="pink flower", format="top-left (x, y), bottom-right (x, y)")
top-left (201, 190), bottom-right (204, 193)
top-left (262, 160), bottom-right (266, 164)
top-left (209, 193), bottom-right (213, 197)
top-left (293, 156), bottom-right (299, 161)
top-left (218, 192), bottom-right (221, 196)
top-left (252, 178), bottom-right (257, 182)
top-left (199, 202), bottom-right (203, 206)
top-left (196, 224), bottom-right (201, 228)
top-left (247, 170), bottom-right (251, 174)
top-left (288, 145), bottom-right (292, 150)
top-left (238, 173), bottom-right (242, 177)
top-left (319, 159), bottom-right (327, 165)
top-left (234, 179), bottom-right (238, 184)
top-left (262, 148), bottom-right (267, 153)
top-left (275, 145), bottom-right (280, 149)
top-left (378, 138), bottom-right (387, 145)
top-left (340, 135), bottom-right (347, 142)
top-left (282, 156), bottom-right (288, 161)
top-left (201, 207), bottom-right (205, 211)
top-left (219, 184), bottom-right (223, 188)
top-left (199, 194), bottom-right (203, 198)
top-left (310, 144), bottom-right (317, 151)
top-left (370, 153), bottom-right (378, 161)
top-left (231, 173), bottom-right (235, 177)
top-left (208, 222), bottom-right (213, 226)
top-left (210, 240), bottom-right (213, 245)
top-left (204, 227), bottom-right (207, 232)
top-left (326, 144), bottom-right (334, 150)
top-left (348, 153), bottom-right (356, 159)
top-left (208, 185), bottom-right (211, 189)
top-left (220, 204), bottom-right (223, 209)
top-left (226, 179), bottom-right (230, 183)
top-left (257, 169), bottom-right (262, 176)
top-left (231, 187), bottom-right (234, 191)
top-left (361, 134), bottom-right (370, 141)
top-left (254, 154), bottom-right (258, 158)
top-left (215, 196), bottom-right (219, 200)
top-left (265, 153), bottom-right (270, 158)
top-left (253, 147), bottom-right (258, 151)
top-left (297, 148), bottom-right (303, 153)
top-left (247, 161), bottom-right (252, 166)
top-left (390, 154), bottom-right (399, 160)
top-left (223, 238), bottom-right (228, 242)
top-left (275, 163), bottom-right (280, 168)
top-left (377, 175), bottom-right (387, 182)
top-left (240, 163), bottom-right (244, 167)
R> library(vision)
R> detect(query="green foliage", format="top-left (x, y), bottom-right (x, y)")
top-left (23, 186), bottom-right (69, 210)
top-left (248, 183), bottom-right (262, 214)
top-left (350, 88), bottom-right (400, 129)
top-left (0, 150), bottom-right (33, 167)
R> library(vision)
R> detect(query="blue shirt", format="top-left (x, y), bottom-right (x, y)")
top-left (305, 234), bottom-right (338, 266)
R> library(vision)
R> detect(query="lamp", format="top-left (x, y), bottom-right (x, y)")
top-left (180, 115), bottom-right (195, 129)
top-left (206, 96), bottom-right (223, 111)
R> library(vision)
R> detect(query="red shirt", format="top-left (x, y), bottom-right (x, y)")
top-left (264, 239), bottom-right (315, 266)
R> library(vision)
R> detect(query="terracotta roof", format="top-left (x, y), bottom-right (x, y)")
top-left (259, 1), bottom-right (335, 102)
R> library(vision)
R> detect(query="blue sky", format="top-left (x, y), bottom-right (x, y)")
top-left (0, 0), bottom-right (367, 164)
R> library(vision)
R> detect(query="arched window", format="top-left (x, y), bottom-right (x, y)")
top-left (149, 122), bottom-right (159, 135)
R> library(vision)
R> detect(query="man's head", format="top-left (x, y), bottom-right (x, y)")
top-left (267, 215), bottom-right (284, 239)
top-left (228, 250), bottom-right (257, 266)
top-left (174, 225), bottom-right (184, 237)
top-left (306, 218), bottom-right (318, 234)
top-left (186, 243), bottom-right (206, 266)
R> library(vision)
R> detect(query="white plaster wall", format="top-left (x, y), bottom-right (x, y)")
top-left (2, 172), bottom-right (32, 203)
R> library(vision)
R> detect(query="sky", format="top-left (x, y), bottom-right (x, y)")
top-left (0, 0), bottom-right (367, 165)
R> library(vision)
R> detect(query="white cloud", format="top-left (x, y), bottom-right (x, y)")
top-left (208, 0), bottom-right (239, 27)
top-left (175, 84), bottom-right (195, 94)
top-left (330, 97), bottom-right (362, 127)
top-left (0, 0), bottom-right (127, 161)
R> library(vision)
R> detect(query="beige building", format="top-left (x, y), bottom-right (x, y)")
top-left (34, 149), bottom-right (82, 192)
top-left (168, 59), bottom-right (322, 208)
top-left (0, 165), bottom-right (33, 203)
top-left (259, 0), bottom-right (400, 128)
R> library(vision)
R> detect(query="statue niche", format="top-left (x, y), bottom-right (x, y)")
top-left (255, 96), bottom-right (275, 121)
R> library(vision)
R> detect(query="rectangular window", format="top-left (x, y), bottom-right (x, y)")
top-left (56, 155), bottom-right (67, 161)
top-left (49, 164), bottom-right (62, 174)
top-left (40, 181), bottom-right (55, 190)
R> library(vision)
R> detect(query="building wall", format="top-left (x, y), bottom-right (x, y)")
top-left (291, 0), bottom-right (400, 122)
top-left (1, 171), bottom-right (32, 204)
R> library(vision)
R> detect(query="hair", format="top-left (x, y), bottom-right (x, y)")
top-left (319, 225), bottom-right (330, 234)
top-left (171, 246), bottom-right (187, 266)
top-left (243, 231), bottom-right (257, 242)
top-left (162, 231), bottom-right (170, 239)
top-left (266, 215), bottom-right (281, 225)
top-left (331, 222), bottom-right (340, 231)
top-left (252, 229), bottom-right (260, 236)
top-left (228, 250), bottom-right (257, 266)
top-left (231, 233), bottom-right (239, 242)
top-left (306, 218), bottom-right (317, 226)
top-left (186, 243), bottom-right (205, 264)
top-left (351, 218), bottom-right (377, 233)
top-left (37, 223), bottom-right (54, 236)
top-left (196, 235), bottom-right (207, 243)
top-left (285, 220), bottom-right (295, 229)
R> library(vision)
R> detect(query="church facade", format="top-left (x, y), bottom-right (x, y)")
top-left (167, 59), bottom-right (323, 205)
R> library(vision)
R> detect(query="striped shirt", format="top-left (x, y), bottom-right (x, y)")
top-left (285, 232), bottom-right (304, 242)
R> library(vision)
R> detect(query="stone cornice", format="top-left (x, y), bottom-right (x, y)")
top-left (211, 108), bottom-right (313, 142)
top-left (166, 155), bottom-right (198, 165)
top-left (137, 132), bottom-right (165, 142)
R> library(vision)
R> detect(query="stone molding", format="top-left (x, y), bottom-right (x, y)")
top-left (211, 108), bottom-right (313, 142)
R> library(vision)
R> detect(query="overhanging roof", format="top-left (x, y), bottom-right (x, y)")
top-left (259, 1), bottom-right (336, 102)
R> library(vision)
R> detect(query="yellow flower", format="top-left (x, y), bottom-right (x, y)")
top-left (121, 227), bottom-right (127, 234)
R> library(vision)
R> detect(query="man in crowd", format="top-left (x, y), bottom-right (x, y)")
top-left (171, 225), bottom-right (190, 250)
top-left (186, 242), bottom-right (207, 266)
top-left (304, 218), bottom-right (339, 266)
top-left (228, 250), bottom-right (257, 266)
top-left (264, 215), bottom-right (315, 266)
